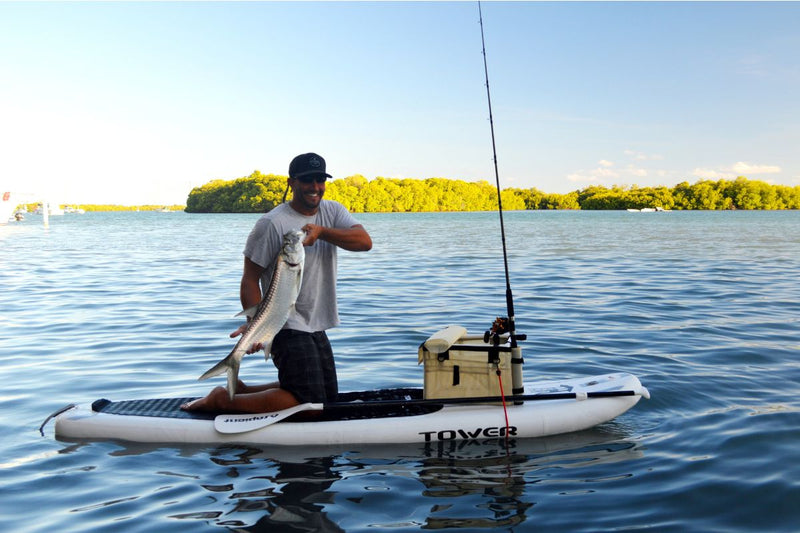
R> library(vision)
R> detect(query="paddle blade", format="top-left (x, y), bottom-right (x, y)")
top-left (213, 402), bottom-right (321, 434)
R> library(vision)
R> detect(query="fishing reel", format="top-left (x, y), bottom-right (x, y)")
top-left (483, 317), bottom-right (527, 346)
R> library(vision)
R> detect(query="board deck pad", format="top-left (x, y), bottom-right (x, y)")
top-left (91, 388), bottom-right (440, 423)
top-left (92, 398), bottom-right (214, 420)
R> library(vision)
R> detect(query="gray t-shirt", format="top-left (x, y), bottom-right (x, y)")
top-left (243, 200), bottom-right (359, 332)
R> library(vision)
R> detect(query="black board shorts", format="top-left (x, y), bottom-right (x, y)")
top-left (271, 329), bottom-right (338, 404)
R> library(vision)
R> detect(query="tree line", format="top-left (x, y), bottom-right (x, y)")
top-left (185, 172), bottom-right (800, 213)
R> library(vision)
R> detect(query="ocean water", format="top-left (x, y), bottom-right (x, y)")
top-left (1, 209), bottom-right (798, 532)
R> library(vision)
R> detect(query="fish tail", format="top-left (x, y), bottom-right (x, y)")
top-left (197, 350), bottom-right (241, 402)
top-left (226, 358), bottom-right (241, 401)
top-left (198, 349), bottom-right (238, 381)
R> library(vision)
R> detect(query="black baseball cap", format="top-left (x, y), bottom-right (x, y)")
top-left (288, 153), bottom-right (332, 180)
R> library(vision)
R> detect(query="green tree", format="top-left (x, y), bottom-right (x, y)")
top-left (186, 173), bottom-right (799, 213)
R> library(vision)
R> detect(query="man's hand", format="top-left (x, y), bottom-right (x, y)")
top-left (229, 323), bottom-right (263, 354)
top-left (301, 223), bottom-right (372, 251)
top-left (301, 223), bottom-right (323, 246)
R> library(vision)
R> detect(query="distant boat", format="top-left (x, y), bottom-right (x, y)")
top-left (34, 203), bottom-right (65, 216)
top-left (64, 206), bottom-right (86, 214)
top-left (627, 206), bottom-right (671, 213)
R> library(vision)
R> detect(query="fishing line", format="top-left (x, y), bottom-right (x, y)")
top-left (478, 1), bottom-right (518, 350)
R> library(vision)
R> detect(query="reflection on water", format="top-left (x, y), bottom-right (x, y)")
top-left (97, 426), bottom-right (647, 531)
top-left (204, 450), bottom-right (342, 531)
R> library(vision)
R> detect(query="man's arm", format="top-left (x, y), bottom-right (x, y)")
top-left (240, 256), bottom-right (265, 311)
top-left (230, 256), bottom-right (266, 348)
top-left (302, 223), bottom-right (372, 251)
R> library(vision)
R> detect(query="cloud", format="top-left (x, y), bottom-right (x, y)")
top-left (566, 173), bottom-right (597, 183)
top-left (567, 152), bottom-right (654, 186)
top-left (626, 166), bottom-right (648, 178)
top-left (692, 162), bottom-right (783, 181)
top-left (692, 168), bottom-right (734, 180)
top-left (730, 161), bottom-right (781, 175)
top-left (567, 165), bottom-right (620, 183)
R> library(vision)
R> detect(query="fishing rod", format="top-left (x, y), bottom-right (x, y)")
top-left (478, 2), bottom-right (520, 351)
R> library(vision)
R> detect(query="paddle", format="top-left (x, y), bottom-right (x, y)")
top-left (214, 389), bottom-right (642, 434)
top-left (214, 402), bottom-right (323, 434)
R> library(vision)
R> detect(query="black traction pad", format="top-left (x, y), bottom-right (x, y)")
top-left (92, 397), bottom-right (214, 420)
top-left (92, 388), bottom-right (440, 422)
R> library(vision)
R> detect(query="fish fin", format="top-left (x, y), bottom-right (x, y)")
top-left (294, 269), bottom-right (303, 294)
top-left (234, 304), bottom-right (258, 319)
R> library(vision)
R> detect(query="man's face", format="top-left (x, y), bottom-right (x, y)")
top-left (290, 175), bottom-right (327, 212)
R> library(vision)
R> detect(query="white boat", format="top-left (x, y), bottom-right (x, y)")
top-left (51, 329), bottom-right (649, 445)
top-left (627, 207), bottom-right (671, 212)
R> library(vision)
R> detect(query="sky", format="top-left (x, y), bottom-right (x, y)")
top-left (2, 1), bottom-right (798, 206)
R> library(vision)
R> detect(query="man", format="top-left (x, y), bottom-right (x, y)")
top-left (183, 152), bottom-right (372, 413)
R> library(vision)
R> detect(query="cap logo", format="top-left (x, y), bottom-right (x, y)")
top-left (308, 156), bottom-right (322, 169)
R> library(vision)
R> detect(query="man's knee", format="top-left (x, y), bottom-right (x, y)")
top-left (209, 386), bottom-right (233, 409)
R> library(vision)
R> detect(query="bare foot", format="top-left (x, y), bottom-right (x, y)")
top-left (180, 397), bottom-right (207, 412)
top-left (180, 384), bottom-right (298, 414)
top-left (180, 386), bottom-right (227, 412)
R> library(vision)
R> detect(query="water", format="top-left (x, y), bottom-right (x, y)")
top-left (1, 210), bottom-right (798, 532)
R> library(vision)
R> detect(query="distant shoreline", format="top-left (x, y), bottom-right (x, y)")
top-left (18, 203), bottom-right (186, 213)
top-left (14, 174), bottom-right (799, 214)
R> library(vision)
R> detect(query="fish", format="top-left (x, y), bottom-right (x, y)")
top-left (198, 228), bottom-right (305, 399)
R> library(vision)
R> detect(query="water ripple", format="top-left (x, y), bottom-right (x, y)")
top-left (1, 210), bottom-right (799, 532)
